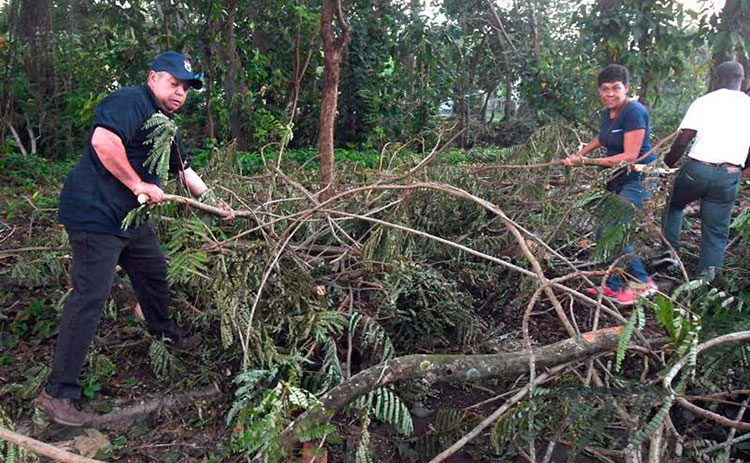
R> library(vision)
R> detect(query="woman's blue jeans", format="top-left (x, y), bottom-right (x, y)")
top-left (599, 174), bottom-right (653, 291)
top-left (661, 157), bottom-right (741, 275)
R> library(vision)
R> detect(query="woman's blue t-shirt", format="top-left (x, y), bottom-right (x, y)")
top-left (598, 100), bottom-right (655, 164)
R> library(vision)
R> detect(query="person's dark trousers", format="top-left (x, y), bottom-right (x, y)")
top-left (662, 157), bottom-right (741, 276)
top-left (597, 174), bottom-right (654, 291)
top-left (46, 225), bottom-right (180, 399)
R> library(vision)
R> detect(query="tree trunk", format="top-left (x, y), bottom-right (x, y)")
top-left (484, 0), bottom-right (515, 121)
top-left (504, 73), bottom-right (512, 120)
top-left (318, 0), bottom-right (352, 201)
top-left (201, 0), bottom-right (217, 140)
top-left (155, 0), bottom-right (171, 50)
top-left (0, 0), bottom-right (20, 146)
top-left (219, 0), bottom-right (251, 150)
top-left (527, 0), bottom-right (541, 63)
top-left (710, 0), bottom-right (750, 91)
top-left (16, 0), bottom-right (54, 157)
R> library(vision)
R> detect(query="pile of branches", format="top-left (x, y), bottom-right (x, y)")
top-left (2, 124), bottom-right (750, 462)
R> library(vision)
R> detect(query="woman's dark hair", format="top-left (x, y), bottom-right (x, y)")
top-left (597, 64), bottom-right (629, 87)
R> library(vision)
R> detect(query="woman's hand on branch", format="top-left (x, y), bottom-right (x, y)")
top-left (563, 154), bottom-right (588, 168)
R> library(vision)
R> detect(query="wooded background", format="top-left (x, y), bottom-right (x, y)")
top-left (1, 0), bottom-right (748, 161)
top-left (2, 1), bottom-right (750, 463)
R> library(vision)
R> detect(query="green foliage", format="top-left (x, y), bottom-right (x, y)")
top-left (0, 364), bottom-right (48, 401)
top-left (490, 404), bottom-right (530, 455)
top-left (142, 113), bottom-right (179, 181)
top-left (629, 393), bottom-right (675, 447)
top-left (417, 409), bottom-right (474, 459)
top-left (120, 204), bottom-right (150, 231)
top-left (0, 405), bottom-right (40, 463)
top-left (149, 339), bottom-right (185, 382)
top-left (163, 218), bottom-right (211, 284)
top-left (230, 370), bottom-right (331, 461)
top-left (354, 415), bottom-right (376, 463)
top-left (730, 207), bottom-right (750, 242)
top-left (354, 387), bottom-right (414, 436)
top-left (348, 311), bottom-right (394, 363)
top-left (374, 262), bottom-right (481, 349)
top-left (615, 301), bottom-right (645, 371)
top-left (574, 0), bottom-right (702, 103)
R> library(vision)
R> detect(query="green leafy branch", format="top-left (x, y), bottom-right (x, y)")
top-left (142, 112), bottom-right (178, 182)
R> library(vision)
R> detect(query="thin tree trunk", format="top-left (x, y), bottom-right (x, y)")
top-left (318, 0), bottom-right (352, 200)
top-left (201, 0), bottom-right (217, 140)
top-left (528, 0), bottom-right (541, 63)
top-left (504, 73), bottom-right (512, 120)
top-left (17, 0), bottom-right (54, 157)
top-left (219, 0), bottom-right (251, 150)
top-left (710, 0), bottom-right (749, 91)
top-left (485, 0), bottom-right (515, 121)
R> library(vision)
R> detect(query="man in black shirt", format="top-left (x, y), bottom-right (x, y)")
top-left (35, 51), bottom-right (227, 426)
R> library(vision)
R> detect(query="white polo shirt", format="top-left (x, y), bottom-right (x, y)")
top-left (679, 88), bottom-right (750, 167)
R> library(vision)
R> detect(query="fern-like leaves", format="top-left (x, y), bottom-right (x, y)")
top-left (354, 387), bottom-right (414, 436)
top-left (149, 339), bottom-right (184, 381)
top-left (348, 311), bottom-right (395, 362)
top-left (142, 112), bottom-right (178, 181)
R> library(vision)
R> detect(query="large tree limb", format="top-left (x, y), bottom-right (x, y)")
top-left (251, 327), bottom-right (664, 461)
top-left (89, 384), bottom-right (222, 428)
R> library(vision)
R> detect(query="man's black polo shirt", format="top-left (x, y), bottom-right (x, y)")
top-left (59, 86), bottom-right (191, 237)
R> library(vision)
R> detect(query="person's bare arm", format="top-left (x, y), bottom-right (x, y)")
top-left (585, 129), bottom-right (645, 167)
top-left (563, 136), bottom-right (600, 167)
top-left (91, 127), bottom-right (164, 202)
top-left (664, 129), bottom-right (697, 168)
top-left (179, 167), bottom-right (235, 220)
top-left (179, 167), bottom-right (208, 198)
top-left (564, 130), bottom-right (647, 168)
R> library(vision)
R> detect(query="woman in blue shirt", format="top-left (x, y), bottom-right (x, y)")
top-left (563, 64), bottom-right (657, 305)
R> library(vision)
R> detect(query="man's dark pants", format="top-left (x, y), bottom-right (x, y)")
top-left (46, 225), bottom-right (180, 399)
top-left (662, 157), bottom-right (741, 276)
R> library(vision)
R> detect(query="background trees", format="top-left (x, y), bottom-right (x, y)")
top-left (2, 1), bottom-right (750, 462)
top-left (1, 0), bottom-right (743, 162)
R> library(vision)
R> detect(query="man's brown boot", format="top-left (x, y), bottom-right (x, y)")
top-left (34, 390), bottom-right (90, 427)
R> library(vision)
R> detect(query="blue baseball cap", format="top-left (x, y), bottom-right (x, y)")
top-left (150, 51), bottom-right (203, 89)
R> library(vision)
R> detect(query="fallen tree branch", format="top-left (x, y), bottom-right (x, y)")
top-left (1, 385), bottom-right (220, 462)
top-left (142, 193), bottom-right (247, 217)
top-left (664, 331), bottom-right (750, 431)
top-left (429, 361), bottom-right (573, 463)
top-left (251, 327), bottom-right (664, 461)
top-left (0, 426), bottom-right (105, 463)
top-left (89, 383), bottom-right (222, 428)
top-left (321, 207), bottom-right (630, 327)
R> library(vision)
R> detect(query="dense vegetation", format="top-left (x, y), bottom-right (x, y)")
top-left (1, 0), bottom-right (750, 462)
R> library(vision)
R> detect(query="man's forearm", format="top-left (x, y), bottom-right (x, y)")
top-left (92, 127), bottom-right (142, 192)
top-left (664, 129), bottom-right (696, 167)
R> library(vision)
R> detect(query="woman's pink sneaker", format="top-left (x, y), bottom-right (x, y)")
top-left (611, 278), bottom-right (658, 306)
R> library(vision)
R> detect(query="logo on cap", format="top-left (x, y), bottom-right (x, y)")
top-left (184, 60), bottom-right (192, 73)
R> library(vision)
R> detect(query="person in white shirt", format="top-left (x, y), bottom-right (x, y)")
top-left (655, 61), bottom-right (750, 280)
